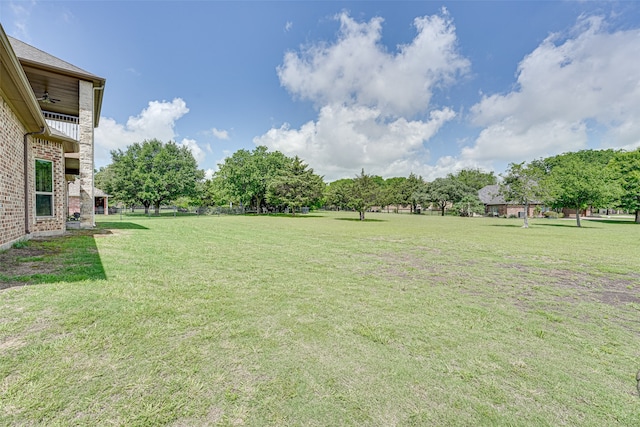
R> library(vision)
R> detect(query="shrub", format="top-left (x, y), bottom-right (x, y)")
top-left (12, 240), bottom-right (29, 249)
top-left (543, 211), bottom-right (564, 219)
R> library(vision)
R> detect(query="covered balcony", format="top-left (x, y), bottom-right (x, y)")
top-left (43, 110), bottom-right (79, 141)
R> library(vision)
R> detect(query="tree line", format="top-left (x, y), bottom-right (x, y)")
top-left (96, 139), bottom-right (640, 224)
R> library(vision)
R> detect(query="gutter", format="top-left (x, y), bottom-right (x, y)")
top-left (23, 127), bottom-right (46, 234)
top-left (93, 85), bottom-right (105, 126)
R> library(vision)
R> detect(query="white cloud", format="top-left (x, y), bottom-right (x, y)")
top-left (465, 15), bottom-right (640, 164)
top-left (8, 0), bottom-right (35, 40)
top-left (254, 104), bottom-right (456, 181)
top-left (178, 138), bottom-right (206, 166)
top-left (285, 21), bottom-right (293, 32)
top-left (277, 10), bottom-right (469, 118)
top-left (211, 127), bottom-right (229, 140)
top-left (204, 168), bottom-right (215, 180)
top-left (259, 10), bottom-right (469, 180)
top-left (95, 98), bottom-right (189, 166)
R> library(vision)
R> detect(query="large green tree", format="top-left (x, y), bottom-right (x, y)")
top-left (215, 146), bottom-right (288, 212)
top-left (109, 139), bottom-right (203, 214)
top-left (427, 177), bottom-right (473, 216)
top-left (403, 173), bottom-right (426, 213)
top-left (381, 177), bottom-right (408, 213)
top-left (267, 156), bottom-right (325, 214)
top-left (452, 168), bottom-right (497, 191)
top-left (348, 169), bottom-right (381, 221)
top-left (608, 149), bottom-right (640, 223)
top-left (324, 179), bottom-right (353, 211)
top-left (545, 152), bottom-right (615, 227)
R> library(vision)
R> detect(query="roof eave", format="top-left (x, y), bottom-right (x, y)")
top-left (17, 59), bottom-right (106, 127)
top-left (0, 30), bottom-right (48, 132)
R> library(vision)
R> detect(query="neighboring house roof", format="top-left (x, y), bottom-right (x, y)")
top-left (478, 184), bottom-right (506, 205)
top-left (68, 179), bottom-right (110, 198)
top-left (478, 184), bottom-right (544, 205)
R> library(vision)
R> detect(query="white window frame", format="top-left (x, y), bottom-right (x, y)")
top-left (35, 159), bottom-right (54, 217)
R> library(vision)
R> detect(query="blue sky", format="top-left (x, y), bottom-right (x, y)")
top-left (2, 1), bottom-right (640, 181)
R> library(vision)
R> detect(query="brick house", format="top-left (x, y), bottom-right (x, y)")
top-left (478, 184), bottom-right (547, 218)
top-left (0, 24), bottom-right (105, 250)
top-left (67, 178), bottom-right (110, 216)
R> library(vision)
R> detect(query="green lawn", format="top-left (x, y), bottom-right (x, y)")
top-left (1, 212), bottom-right (639, 426)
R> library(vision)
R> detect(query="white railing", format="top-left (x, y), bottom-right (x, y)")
top-left (43, 111), bottom-right (79, 140)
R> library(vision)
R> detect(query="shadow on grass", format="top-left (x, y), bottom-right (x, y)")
top-left (0, 229), bottom-right (109, 290)
top-left (96, 222), bottom-right (148, 230)
top-left (266, 214), bottom-right (325, 219)
top-left (535, 222), bottom-right (600, 229)
top-left (486, 220), bottom-right (604, 229)
top-left (334, 217), bottom-right (387, 222)
top-left (584, 219), bottom-right (638, 226)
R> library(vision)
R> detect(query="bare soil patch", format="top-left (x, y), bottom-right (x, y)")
top-left (0, 229), bottom-right (112, 290)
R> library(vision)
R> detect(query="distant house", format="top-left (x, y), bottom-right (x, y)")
top-left (478, 184), bottom-right (546, 218)
top-left (0, 24), bottom-right (105, 250)
top-left (561, 207), bottom-right (593, 218)
top-left (67, 179), bottom-right (110, 216)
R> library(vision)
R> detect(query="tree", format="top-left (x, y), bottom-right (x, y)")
top-left (324, 179), bottom-right (353, 211)
top-left (403, 173), bottom-right (425, 213)
top-left (348, 169), bottom-right (381, 221)
top-left (500, 162), bottom-right (546, 228)
top-left (608, 149), bottom-right (640, 223)
top-left (427, 177), bottom-right (473, 216)
top-left (109, 139), bottom-right (203, 214)
top-left (215, 146), bottom-right (288, 213)
top-left (452, 194), bottom-right (485, 217)
top-left (546, 152), bottom-right (615, 227)
top-left (452, 168), bottom-right (497, 191)
top-left (201, 177), bottom-right (229, 208)
top-left (94, 165), bottom-right (115, 193)
top-left (381, 177), bottom-right (407, 213)
top-left (267, 156), bottom-right (325, 214)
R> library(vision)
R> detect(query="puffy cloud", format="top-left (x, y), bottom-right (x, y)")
top-left (203, 168), bottom-right (215, 181)
top-left (254, 104), bottom-right (456, 181)
top-left (259, 10), bottom-right (469, 180)
top-left (178, 138), bottom-right (206, 166)
top-left (465, 16), bottom-right (640, 164)
top-left (278, 10), bottom-right (469, 117)
top-left (211, 127), bottom-right (230, 140)
top-left (95, 98), bottom-right (189, 166)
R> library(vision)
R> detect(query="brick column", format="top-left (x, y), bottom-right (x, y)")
top-left (78, 80), bottom-right (94, 228)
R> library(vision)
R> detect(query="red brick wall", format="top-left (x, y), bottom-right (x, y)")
top-left (68, 196), bottom-right (81, 216)
top-left (0, 96), bottom-right (27, 248)
top-left (0, 94), bottom-right (68, 249)
top-left (30, 138), bottom-right (66, 236)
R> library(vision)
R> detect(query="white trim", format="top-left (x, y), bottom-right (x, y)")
top-left (35, 158), bottom-right (54, 217)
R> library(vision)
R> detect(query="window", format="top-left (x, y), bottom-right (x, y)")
top-left (35, 159), bottom-right (54, 216)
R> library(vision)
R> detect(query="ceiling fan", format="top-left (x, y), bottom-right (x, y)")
top-left (37, 91), bottom-right (60, 104)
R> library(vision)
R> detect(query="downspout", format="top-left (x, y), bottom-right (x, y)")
top-left (23, 127), bottom-right (46, 234)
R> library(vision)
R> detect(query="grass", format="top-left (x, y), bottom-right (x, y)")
top-left (1, 212), bottom-right (639, 426)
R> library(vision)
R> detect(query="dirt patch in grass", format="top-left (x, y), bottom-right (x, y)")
top-left (0, 243), bottom-right (62, 289)
top-left (0, 229), bottom-right (112, 290)
top-left (541, 269), bottom-right (640, 307)
top-left (373, 251), bottom-right (640, 312)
